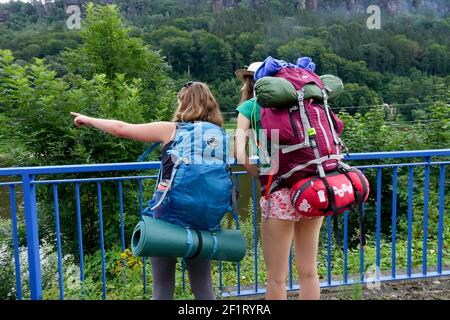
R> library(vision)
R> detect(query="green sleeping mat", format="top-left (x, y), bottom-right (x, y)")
top-left (255, 74), bottom-right (344, 108)
top-left (131, 216), bottom-right (246, 262)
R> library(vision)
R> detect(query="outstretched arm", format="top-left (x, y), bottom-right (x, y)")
top-left (71, 112), bottom-right (176, 144)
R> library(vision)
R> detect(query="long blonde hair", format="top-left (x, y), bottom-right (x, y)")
top-left (240, 75), bottom-right (255, 104)
top-left (173, 82), bottom-right (224, 127)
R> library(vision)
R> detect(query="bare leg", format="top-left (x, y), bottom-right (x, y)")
top-left (261, 218), bottom-right (295, 300)
top-left (293, 217), bottom-right (324, 300)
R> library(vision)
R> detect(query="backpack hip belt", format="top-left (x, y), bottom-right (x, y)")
top-left (262, 154), bottom-right (346, 194)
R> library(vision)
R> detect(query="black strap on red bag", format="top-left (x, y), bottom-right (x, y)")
top-left (319, 168), bottom-right (368, 248)
top-left (342, 170), bottom-right (367, 247)
top-left (320, 176), bottom-right (341, 247)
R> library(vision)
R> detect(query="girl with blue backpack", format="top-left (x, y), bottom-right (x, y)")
top-left (71, 82), bottom-right (231, 300)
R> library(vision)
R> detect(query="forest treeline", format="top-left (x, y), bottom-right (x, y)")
top-left (0, 0), bottom-right (449, 116)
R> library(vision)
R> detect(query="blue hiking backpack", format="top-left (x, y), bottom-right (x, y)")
top-left (142, 122), bottom-right (234, 231)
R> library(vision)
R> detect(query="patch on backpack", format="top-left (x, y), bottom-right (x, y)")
top-left (205, 134), bottom-right (221, 149)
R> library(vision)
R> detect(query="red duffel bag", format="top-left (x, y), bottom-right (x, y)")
top-left (290, 168), bottom-right (369, 218)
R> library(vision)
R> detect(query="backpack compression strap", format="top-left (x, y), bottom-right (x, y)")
top-left (297, 89), bottom-right (312, 148)
top-left (296, 89), bottom-right (327, 179)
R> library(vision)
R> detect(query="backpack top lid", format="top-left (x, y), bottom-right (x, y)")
top-left (169, 121), bottom-right (233, 166)
top-left (254, 56), bottom-right (317, 81)
top-left (274, 67), bottom-right (324, 91)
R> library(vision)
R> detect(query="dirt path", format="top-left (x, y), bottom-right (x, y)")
top-left (316, 277), bottom-right (450, 300)
top-left (232, 277), bottom-right (450, 300)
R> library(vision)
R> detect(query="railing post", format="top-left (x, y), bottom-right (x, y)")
top-left (423, 156), bottom-right (431, 276)
top-left (22, 173), bottom-right (42, 300)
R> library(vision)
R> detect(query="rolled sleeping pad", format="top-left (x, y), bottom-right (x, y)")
top-left (131, 216), bottom-right (246, 262)
top-left (254, 76), bottom-right (298, 108)
top-left (255, 74), bottom-right (344, 108)
top-left (304, 74), bottom-right (344, 102)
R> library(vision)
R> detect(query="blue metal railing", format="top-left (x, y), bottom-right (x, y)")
top-left (0, 149), bottom-right (449, 300)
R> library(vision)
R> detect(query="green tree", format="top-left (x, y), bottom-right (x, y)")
top-left (277, 38), bottom-right (330, 64)
top-left (226, 32), bottom-right (263, 70)
top-left (62, 3), bottom-right (176, 120)
top-left (210, 78), bottom-right (241, 116)
top-left (147, 27), bottom-right (196, 75)
top-left (21, 43), bottom-right (42, 60)
top-left (196, 31), bottom-right (233, 83)
top-left (0, 48), bottom-right (157, 255)
top-left (0, 5), bottom-right (180, 253)
top-left (422, 43), bottom-right (450, 75)
top-left (358, 43), bottom-right (394, 73)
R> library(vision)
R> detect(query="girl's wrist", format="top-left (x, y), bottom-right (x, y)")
top-left (86, 116), bottom-right (94, 127)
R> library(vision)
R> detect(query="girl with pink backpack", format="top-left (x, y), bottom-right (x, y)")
top-left (235, 58), bottom-right (368, 300)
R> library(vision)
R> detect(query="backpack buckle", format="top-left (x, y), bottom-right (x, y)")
top-left (308, 128), bottom-right (317, 138)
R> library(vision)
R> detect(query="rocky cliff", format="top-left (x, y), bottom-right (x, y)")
top-left (212, 0), bottom-right (448, 13)
top-left (0, 0), bottom-right (447, 22)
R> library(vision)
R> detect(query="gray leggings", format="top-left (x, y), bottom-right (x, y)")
top-left (150, 256), bottom-right (215, 300)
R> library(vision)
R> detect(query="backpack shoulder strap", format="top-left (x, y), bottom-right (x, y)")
top-left (150, 158), bottom-right (184, 211)
top-left (321, 89), bottom-right (347, 150)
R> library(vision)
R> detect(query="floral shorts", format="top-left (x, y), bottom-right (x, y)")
top-left (260, 188), bottom-right (318, 222)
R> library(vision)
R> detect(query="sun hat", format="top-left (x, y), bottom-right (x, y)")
top-left (235, 62), bottom-right (263, 80)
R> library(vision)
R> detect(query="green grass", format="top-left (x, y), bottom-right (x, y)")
top-left (223, 122), bottom-right (237, 130)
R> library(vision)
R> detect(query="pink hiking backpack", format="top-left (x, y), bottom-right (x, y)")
top-left (258, 67), bottom-right (349, 197)
top-left (255, 65), bottom-right (370, 246)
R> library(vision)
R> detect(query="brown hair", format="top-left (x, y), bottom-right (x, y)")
top-left (173, 82), bottom-right (224, 127)
top-left (240, 75), bottom-right (255, 104)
